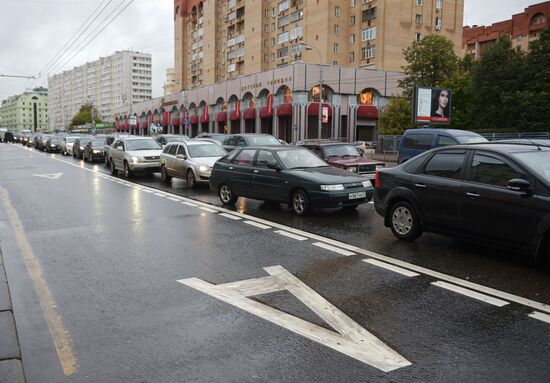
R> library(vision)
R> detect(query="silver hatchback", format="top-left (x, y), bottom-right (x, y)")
top-left (160, 141), bottom-right (227, 187)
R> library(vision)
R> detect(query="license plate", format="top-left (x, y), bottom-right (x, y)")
top-left (348, 191), bottom-right (366, 200)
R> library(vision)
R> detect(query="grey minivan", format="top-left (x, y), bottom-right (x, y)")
top-left (397, 128), bottom-right (487, 164)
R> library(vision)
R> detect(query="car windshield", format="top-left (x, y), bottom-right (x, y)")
top-left (455, 135), bottom-right (488, 144)
top-left (126, 139), bottom-right (161, 151)
top-left (65, 137), bottom-right (77, 143)
top-left (277, 149), bottom-right (329, 169)
top-left (247, 135), bottom-right (281, 146)
top-left (188, 144), bottom-right (227, 158)
top-left (49, 138), bottom-right (61, 144)
top-left (165, 135), bottom-right (190, 143)
top-left (324, 144), bottom-right (361, 157)
top-left (91, 139), bottom-right (104, 147)
top-left (512, 150), bottom-right (550, 183)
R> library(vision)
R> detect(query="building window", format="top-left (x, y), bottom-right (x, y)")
top-left (415, 14), bottom-right (422, 24)
top-left (351, 0), bottom-right (356, 7)
top-left (349, 51), bottom-right (355, 62)
top-left (362, 45), bottom-right (376, 59)
top-left (415, 32), bottom-right (422, 42)
top-left (361, 27), bottom-right (376, 41)
top-left (435, 16), bottom-right (442, 30)
top-left (436, 0), bottom-right (442, 10)
top-left (350, 15), bottom-right (355, 25)
top-left (335, 6), bottom-right (340, 16)
top-left (350, 34), bottom-right (355, 44)
top-left (416, 0), bottom-right (423, 5)
top-left (362, 8), bottom-right (377, 22)
top-left (334, 24), bottom-right (340, 34)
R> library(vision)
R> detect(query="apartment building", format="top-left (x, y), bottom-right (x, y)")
top-left (0, 87), bottom-right (48, 133)
top-left (48, 51), bottom-right (152, 131)
top-left (463, 1), bottom-right (549, 59)
top-left (173, 0), bottom-right (464, 90)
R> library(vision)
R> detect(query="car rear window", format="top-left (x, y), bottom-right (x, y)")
top-left (423, 151), bottom-right (466, 179)
top-left (403, 134), bottom-right (433, 150)
top-left (455, 135), bottom-right (488, 144)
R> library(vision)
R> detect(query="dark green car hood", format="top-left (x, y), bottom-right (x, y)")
top-left (286, 166), bottom-right (371, 185)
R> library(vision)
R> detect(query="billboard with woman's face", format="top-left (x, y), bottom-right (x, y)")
top-left (412, 86), bottom-right (451, 125)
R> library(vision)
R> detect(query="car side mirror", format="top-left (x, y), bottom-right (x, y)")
top-left (267, 162), bottom-right (281, 171)
top-left (507, 178), bottom-right (532, 196)
top-left (176, 154), bottom-right (187, 160)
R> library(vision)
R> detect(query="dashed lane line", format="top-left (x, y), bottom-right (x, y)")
top-left (219, 213), bottom-right (243, 220)
top-left (243, 220), bottom-right (272, 230)
top-left (274, 230), bottom-right (308, 241)
top-left (529, 311), bottom-right (550, 324)
top-left (363, 259), bottom-right (420, 277)
top-left (313, 242), bottom-right (355, 256)
top-left (199, 206), bottom-right (218, 213)
top-left (432, 281), bottom-right (510, 307)
top-left (182, 201), bottom-right (198, 207)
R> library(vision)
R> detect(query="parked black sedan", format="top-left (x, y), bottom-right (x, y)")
top-left (210, 146), bottom-right (374, 215)
top-left (82, 138), bottom-right (107, 163)
top-left (44, 137), bottom-right (62, 153)
top-left (373, 142), bottom-right (550, 264)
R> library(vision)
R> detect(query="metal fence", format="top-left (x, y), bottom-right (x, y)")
top-left (378, 132), bottom-right (550, 153)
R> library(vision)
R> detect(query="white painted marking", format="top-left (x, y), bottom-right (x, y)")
top-left (143, 189), bottom-right (153, 193)
top-left (529, 311), bottom-right (550, 324)
top-left (432, 281), bottom-right (509, 307)
top-left (154, 193), bottom-right (166, 197)
top-left (363, 259), bottom-right (420, 277)
top-left (32, 172), bottom-right (63, 180)
top-left (243, 220), bottom-right (272, 230)
top-left (182, 201), bottom-right (198, 207)
top-left (199, 206), bottom-right (218, 213)
top-left (168, 197), bottom-right (181, 202)
top-left (274, 230), bottom-right (307, 241)
top-left (219, 213), bottom-right (242, 220)
top-left (178, 266), bottom-right (410, 372)
top-left (313, 242), bottom-right (355, 256)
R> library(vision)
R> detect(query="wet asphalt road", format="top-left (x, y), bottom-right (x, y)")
top-left (0, 143), bottom-right (549, 382)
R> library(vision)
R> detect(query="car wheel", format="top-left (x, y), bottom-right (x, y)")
top-left (291, 189), bottom-right (311, 216)
top-left (389, 201), bottom-right (422, 241)
top-left (187, 169), bottom-right (197, 188)
top-left (110, 159), bottom-right (117, 175)
top-left (123, 161), bottom-right (132, 178)
top-left (160, 165), bottom-right (171, 184)
top-left (218, 184), bottom-right (237, 205)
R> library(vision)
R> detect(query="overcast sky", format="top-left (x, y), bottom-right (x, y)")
top-left (0, 0), bottom-right (543, 101)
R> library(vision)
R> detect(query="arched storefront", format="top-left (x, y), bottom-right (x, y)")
top-left (214, 97), bottom-right (227, 134)
top-left (275, 85), bottom-right (293, 142)
top-left (242, 92), bottom-right (256, 133)
top-left (356, 88), bottom-right (381, 142)
top-left (307, 85), bottom-right (333, 139)
top-left (199, 101), bottom-right (209, 135)
top-left (258, 89), bottom-right (273, 135)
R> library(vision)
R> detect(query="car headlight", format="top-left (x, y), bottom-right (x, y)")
top-left (50, 144), bottom-right (56, 147)
top-left (198, 165), bottom-right (210, 172)
top-left (346, 166), bottom-right (358, 173)
top-left (131, 156), bottom-right (142, 164)
top-left (93, 150), bottom-right (100, 154)
top-left (362, 181), bottom-right (372, 188)
top-left (320, 184), bottom-right (345, 191)
top-left (80, 146), bottom-right (85, 150)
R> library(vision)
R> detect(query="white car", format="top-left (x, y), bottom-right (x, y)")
top-left (109, 136), bottom-right (162, 178)
top-left (61, 136), bottom-right (80, 156)
top-left (160, 141), bottom-right (227, 187)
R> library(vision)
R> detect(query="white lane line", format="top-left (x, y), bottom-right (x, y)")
top-left (243, 220), bottom-right (272, 230)
top-left (313, 242), bottom-right (355, 256)
top-left (274, 230), bottom-right (308, 241)
top-left (199, 206), bottom-right (218, 213)
top-left (219, 213), bottom-right (242, 221)
top-left (168, 197), bottom-right (181, 202)
top-left (363, 259), bottom-right (420, 277)
top-left (182, 201), bottom-right (198, 207)
top-left (432, 281), bottom-right (509, 307)
top-left (528, 311), bottom-right (550, 324)
top-left (143, 189), bottom-right (153, 193)
top-left (154, 193), bottom-right (166, 197)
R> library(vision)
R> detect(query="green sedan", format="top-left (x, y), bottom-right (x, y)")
top-left (210, 146), bottom-right (374, 215)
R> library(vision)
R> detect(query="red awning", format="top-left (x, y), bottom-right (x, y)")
top-left (277, 103), bottom-right (292, 116)
top-left (216, 112), bottom-right (227, 122)
top-left (243, 108), bottom-right (256, 120)
top-left (190, 115), bottom-right (199, 124)
top-left (356, 105), bottom-right (379, 119)
top-left (259, 106), bottom-right (272, 118)
top-left (308, 103), bottom-right (333, 116)
top-left (229, 110), bottom-right (240, 121)
top-left (200, 115), bottom-right (209, 124)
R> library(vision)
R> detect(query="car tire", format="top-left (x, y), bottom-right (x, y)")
top-left (389, 201), bottom-right (422, 241)
top-left (219, 184), bottom-right (237, 205)
top-left (160, 165), bottom-right (171, 184)
top-left (123, 161), bottom-right (132, 179)
top-left (187, 169), bottom-right (197, 188)
top-left (291, 189), bottom-right (312, 216)
top-left (110, 159), bottom-right (117, 175)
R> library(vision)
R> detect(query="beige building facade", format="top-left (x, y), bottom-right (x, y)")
top-left (0, 88), bottom-right (48, 133)
top-left (173, 0), bottom-right (464, 91)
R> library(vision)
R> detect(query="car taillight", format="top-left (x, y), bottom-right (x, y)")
top-left (375, 169), bottom-right (380, 189)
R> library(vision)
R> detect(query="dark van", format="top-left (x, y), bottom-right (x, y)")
top-left (397, 128), bottom-right (487, 164)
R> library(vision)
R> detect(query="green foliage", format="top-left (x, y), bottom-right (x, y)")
top-left (443, 55), bottom-right (475, 130)
top-left (71, 103), bottom-right (101, 127)
top-left (379, 97), bottom-right (412, 135)
top-left (398, 35), bottom-right (459, 98)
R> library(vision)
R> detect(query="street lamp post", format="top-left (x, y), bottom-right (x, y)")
top-left (299, 42), bottom-right (323, 140)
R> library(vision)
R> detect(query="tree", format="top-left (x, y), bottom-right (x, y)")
top-left (443, 54), bottom-right (475, 130)
top-left (378, 97), bottom-right (412, 135)
top-left (71, 103), bottom-right (101, 127)
top-left (398, 35), bottom-right (459, 98)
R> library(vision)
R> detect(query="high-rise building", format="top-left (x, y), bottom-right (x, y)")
top-left (48, 51), bottom-right (152, 131)
top-left (0, 87), bottom-right (48, 133)
top-left (463, 1), bottom-right (550, 59)
top-left (164, 68), bottom-right (179, 95)
top-left (173, 0), bottom-right (464, 91)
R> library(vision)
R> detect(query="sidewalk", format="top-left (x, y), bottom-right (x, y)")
top-left (0, 249), bottom-right (26, 383)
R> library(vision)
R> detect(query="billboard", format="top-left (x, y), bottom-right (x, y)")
top-left (412, 86), bottom-right (451, 125)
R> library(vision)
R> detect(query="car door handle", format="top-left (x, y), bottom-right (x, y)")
top-left (414, 183), bottom-right (426, 188)
top-left (466, 192), bottom-right (480, 198)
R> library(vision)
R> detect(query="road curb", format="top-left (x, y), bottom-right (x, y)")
top-left (0, 247), bottom-right (26, 383)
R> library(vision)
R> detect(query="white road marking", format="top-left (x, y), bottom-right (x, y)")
top-left (178, 266), bottom-right (411, 372)
top-left (313, 242), bottom-right (355, 256)
top-left (199, 206), bottom-right (218, 213)
top-left (32, 172), bottom-right (63, 179)
top-left (243, 220), bottom-right (271, 230)
top-left (219, 213), bottom-right (242, 220)
top-left (364, 259), bottom-right (420, 277)
top-left (182, 201), bottom-right (198, 207)
top-left (432, 281), bottom-right (509, 307)
top-left (168, 197), bottom-right (181, 202)
top-left (274, 230), bottom-right (308, 241)
top-left (154, 193), bottom-right (166, 197)
top-left (528, 311), bottom-right (550, 324)
top-left (143, 189), bottom-right (153, 193)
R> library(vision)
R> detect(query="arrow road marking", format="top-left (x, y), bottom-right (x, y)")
top-left (178, 266), bottom-right (411, 372)
top-left (32, 172), bottom-right (63, 179)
